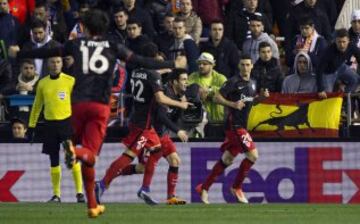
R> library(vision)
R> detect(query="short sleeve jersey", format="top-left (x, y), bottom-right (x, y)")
top-left (63, 37), bottom-right (132, 104)
top-left (129, 68), bottom-right (163, 128)
top-left (219, 75), bottom-right (257, 129)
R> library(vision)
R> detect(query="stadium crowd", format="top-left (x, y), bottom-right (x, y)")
top-left (1, 0), bottom-right (356, 140)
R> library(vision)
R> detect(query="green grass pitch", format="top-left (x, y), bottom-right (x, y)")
top-left (0, 203), bottom-right (359, 224)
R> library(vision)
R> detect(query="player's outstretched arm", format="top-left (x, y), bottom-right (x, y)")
top-left (9, 45), bottom-right (65, 59)
top-left (214, 92), bottom-right (245, 111)
top-left (155, 91), bottom-right (192, 110)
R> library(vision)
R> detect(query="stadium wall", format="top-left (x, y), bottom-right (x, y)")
top-left (1, 142), bottom-right (360, 204)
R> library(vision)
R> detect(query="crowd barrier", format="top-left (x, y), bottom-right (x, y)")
top-left (0, 141), bottom-right (359, 203)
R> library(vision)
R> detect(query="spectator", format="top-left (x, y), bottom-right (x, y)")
top-left (317, 29), bottom-right (360, 99)
top-left (8, 0), bottom-right (35, 25)
top-left (0, 59), bottom-right (13, 99)
top-left (145, 0), bottom-right (172, 33)
top-left (282, 52), bottom-right (317, 94)
top-left (122, 0), bottom-right (156, 39)
top-left (200, 20), bottom-right (239, 78)
top-left (317, 0), bottom-right (338, 28)
top-left (269, 0), bottom-right (291, 36)
top-left (188, 52), bottom-right (227, 124)
top-left (169, 17), bottom-right (199, 73)
top-left (242, 14), bottom-right (279, 64)
top-left (22, 19), bottom-right (60, 77)
top-left (252, 42), bottom-right (283, 93)
top-left (286, 16), bottom-right (327, 69)
top-left (126, 19), bottom-right (153, 55)
top-left (10, 117), bottom-right (28, 140)
top-left (108, 7), bottom-right (128, 45)
top-left (154, 12), bottom-right (175, 57)
top-left (286, 0), bottom-right (332, 44)
top-left (349, 10), bottom-right (360, 49)
top-left (192, 0), bottom-right (225, 32)
top-left (7, 59), bottom-right (39, 120)
top-left (176, 0), bottom-right (202, 44)
top-left (225, 0), bottom-right (272, 50)
top-left (33, 0), bottom-right (68, 43)
top-left (0, 0), bottom-right (19, 53)
top-left (68, 2), bottom-right (90, 40)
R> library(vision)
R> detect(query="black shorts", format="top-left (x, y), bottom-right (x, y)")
top-left (42, 118), bottom-right (73, 154)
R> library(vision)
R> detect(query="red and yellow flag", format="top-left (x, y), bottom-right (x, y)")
top-left (247, 93), bottom-right (343, 138)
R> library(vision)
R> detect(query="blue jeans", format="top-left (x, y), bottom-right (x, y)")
top-left (323, 64), bottom-right (360, 93)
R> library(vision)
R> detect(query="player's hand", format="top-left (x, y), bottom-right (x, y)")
top-left (8, 45), bottom-right (20, 58)
top-left (157, 68), bottom-right (172, 75)
top-left (199, 87), bottom-right (209, 101)
top-left (178, 101), bottom-right (193, 110)
top-left (174, 56), bottom-right (187, 69)
top-left (177, 130), bottom-right (189, 142)
top-left (262, 88), bottom-right (270, 98)
top-left (232, 100), bottom-right (245, 110)
top-left (318, 91), bottom-right (327, 99)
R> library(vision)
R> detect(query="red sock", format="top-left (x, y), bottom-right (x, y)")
top-left (142, 150), bottom-right (162, 189)
top-left (82, 164), bottom-right (96, 209)
top-left (167, 166), bottom-right (178, 198)
top-left (203, 160), bottom-right (227, 191)
top-left (75, 147), bottom-right (95, 166)
top-left (232, 158), bottom-right (254, 189)
top-left (102, 154), bottom-right (133, 187)
top-left (120, 164), bottom-right (137, 176)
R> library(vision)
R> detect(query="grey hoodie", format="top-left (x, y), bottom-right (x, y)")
top-left (242, 32), bottom-right (279, 64)
top-left (282, 52), bottom-right (317, 93)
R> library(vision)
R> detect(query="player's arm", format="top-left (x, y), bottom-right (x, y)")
top-left (155, 91), bottom-right (192, 110)
top-left (9, 45), bottom-right (66, 59)
top-left (116, 44), bottom-right (186, 69)
top-left (214, 91), bottom-right (245, 111)
top-left (28, 83), bottom-right (44, 128)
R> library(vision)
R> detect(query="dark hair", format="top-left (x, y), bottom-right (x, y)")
top-left (35, 0), bottom-right (48, 10)
top-left (169, 68), bottom-right (188, 81)
top-left (174, 17), bottom-right (186, 24)
top-left (335, 28), bottom-right (349, 38)
top-left (210, 19), bottom-right (224, 26)
top-left (113, 6), bottom-right (128, 15)
top-left (20, 59), bottom-right (35, 66)
top-left (249, 13), bottom-right (263, 23)
top-left (82, 9), bottom-right (109, 36)
top-left (240, 53), bottom-right (252, 61)
top-left (140, 43), bottom-right (159, 58)
top-left (30, 18), bottom-right (47, 30)
top-left (11, 117), bottom-right (27, 127)
top-left (127, 18), bottom-right (142, 27)
top-left (259, 41), bottom-right (271, 51)
top-left (299, 16), bottom-right (314, 27)
top-left (164, 12), bottom-right (175, 18)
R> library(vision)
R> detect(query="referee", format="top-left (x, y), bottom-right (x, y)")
top-left (28, 56), bottom-right (84, 203)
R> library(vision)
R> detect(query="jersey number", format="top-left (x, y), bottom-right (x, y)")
top-left (80, 46), bottom-right (109, 74)
top-left (130, 79), bottom-right (145, 102)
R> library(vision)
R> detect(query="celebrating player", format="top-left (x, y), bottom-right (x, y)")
top-left (196, 54), bottom-right (269, 204)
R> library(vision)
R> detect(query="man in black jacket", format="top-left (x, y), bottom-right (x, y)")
top-left (200, 20), bottom-right (239, 78)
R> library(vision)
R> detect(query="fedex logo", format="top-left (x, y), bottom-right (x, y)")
top-left (191, 147), bottom-right (360, 203)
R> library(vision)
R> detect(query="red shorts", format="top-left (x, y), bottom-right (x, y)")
top-left (122, 125), bottom-right (161, 156)
top-left (71, 102), bottom-right (110, 155)
top-left (160, 134), bottom-right (177, 158)
top-left (220, 128), bottom-right (256, 157)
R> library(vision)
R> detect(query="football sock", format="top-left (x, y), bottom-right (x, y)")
top-left (102, 154), bottom-right (133, 188)
top-left (82, 164), bottom-right (96, 209)
top-left (232, 158), bottom-right (254, 189)
top-left (141, 149), bottom-right (162, 190)
top-left (50, 166), bottom-right (61, 197)
top-left (203, 160), bottom-right (227, 191)
top-left (71, 161), bottom-right (83, 194)
top-left (75, 147), bottom-right (95, 166)
top-left (167, 166), bottom-right (178, 198)
top-left (120, 164), bottom-right (137, 176)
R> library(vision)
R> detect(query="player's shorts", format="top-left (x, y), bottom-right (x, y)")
top-left (42, 118), bottom-right (73, 154)
top-left (220, 128), bottom-right (256, 157)
top-left (122, 125), bottom-right (161, 156)
top-left (160, 134), bottom-right (177, 158)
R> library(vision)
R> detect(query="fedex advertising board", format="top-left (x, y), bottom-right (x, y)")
top-left (0, 142), bottom-right (359, 203)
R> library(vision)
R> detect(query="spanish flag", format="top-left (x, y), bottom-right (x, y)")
top-left (248, 93), bottom-right (343, 138)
